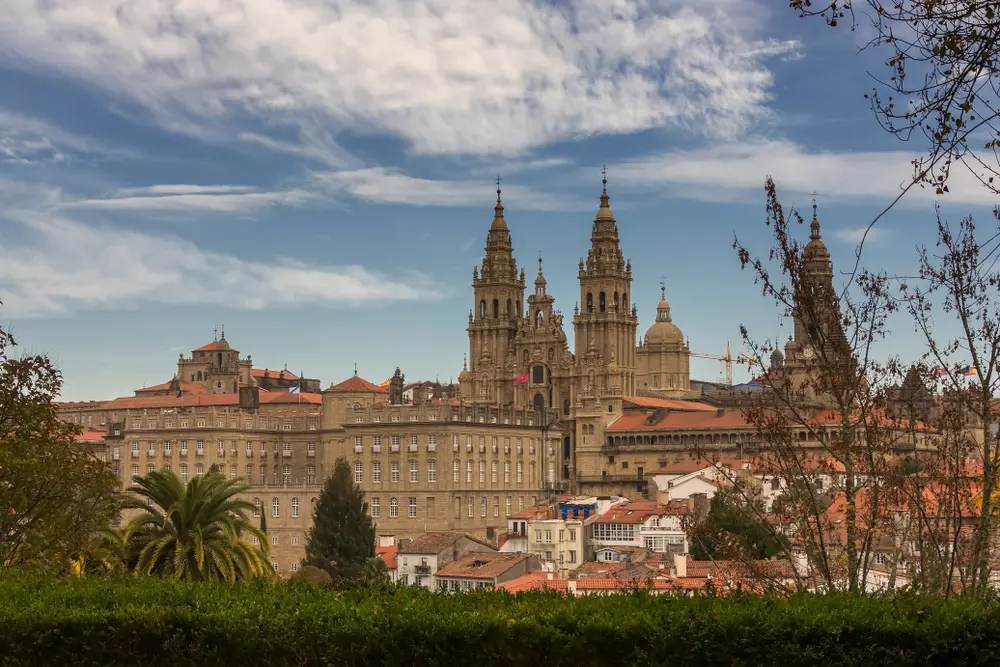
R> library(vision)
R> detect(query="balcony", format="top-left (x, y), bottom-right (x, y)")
top-left (147, 450), bottom-right (155, 457)
top-left (353, 445), bottom-right (363, 454)
top-left (372, 445), bottom-right (381, 454)
top-left (308, 449), bottom-right (316, 457)
top-left (427, 443), bottom-right (436, 452)
top-left (164, 449), bottom-right (172, 457)
top-left (180, 449), bottom-right (188, 456)
top-left (414, 564), bottom-right (431, 575)
top-left (390, 444), bottom-right (400, 453)
top-left (407, 444), bottom-right (418, 453)
top-left (196, 449), bottom-right (205, 456)
top-left (282, 450), bottom-right (291, 457)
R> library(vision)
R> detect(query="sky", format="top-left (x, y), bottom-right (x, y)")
top-left (0, 0), bottom-right (997, 401)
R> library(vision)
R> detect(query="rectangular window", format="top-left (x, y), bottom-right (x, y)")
top-left (568, 529), bottom-right (576, 542)
top-left (245, 464), bottom-right (253, 482)
top-left (428, 460), bottom-right (437, 482)
top-left (408, 497), bottom-right (417, 518)
top-left (453, 460), bottom-right (460, 483)
top-left (493, 496), bottom-right (499, 517)
top-left (307, 442), bottom-right (316, 456)
top-left (569, 550), bottom-right (576, 563)
top-left (246, 441), bottom-right (253, 456)
top-left (355, 462), bottom-right (364, 483)
top-left (505, 496), bottom-right (511, 516)
top-left (466, 461), bottom-right (472, 483)
top-left (371, 497), bottom-right (380, 517)
top-left (491, 461), bottom-right (498, 483)
top-left (467, 497), bottom-right (474, 518)
top-left (355, 436), bottom-right (363, 447)
top-left (479, 461), bottom-right (485, 483)
top-left (410, 460), bottom-right (418, 482)
top-left (391, 461), bottom-right (400, 482)
top-left (481, 496), bottom-right (487, 518)
top-left (390, 498), bottom-right (398, 518)
top-left (373, 461), bottom-right (382, 483)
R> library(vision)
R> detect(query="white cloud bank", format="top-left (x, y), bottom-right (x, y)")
top-left (0, 182), bottom-right (441, 317)
top-left (613, 139), bottom-right (999, 207)
top-left (0, 0), bottom-right (794, 157)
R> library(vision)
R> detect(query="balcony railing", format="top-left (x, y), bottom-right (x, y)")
top-left (414, 564), bottom-right (431, 575)
top-left (408, 444), bottom-right (418, 453)
top-left (353, 445), bottom-right (363, 453)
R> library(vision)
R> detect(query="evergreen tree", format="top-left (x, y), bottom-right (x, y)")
top-left (304, 458), bottom-right (375, 582)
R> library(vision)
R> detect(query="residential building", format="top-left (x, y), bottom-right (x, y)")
top-left (435, 551), bottom-right (540, 592)
top-left (396, 532), bottom-right (495, 589)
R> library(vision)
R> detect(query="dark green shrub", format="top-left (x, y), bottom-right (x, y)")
top-left (288, 565), bottom-right (333, 586)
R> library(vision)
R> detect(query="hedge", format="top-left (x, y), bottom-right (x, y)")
top-left (1, 575), bottom-right (999, 666)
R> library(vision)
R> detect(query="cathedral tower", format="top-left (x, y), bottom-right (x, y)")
top-left (573, 172), bottom-right (638, 396)
top-left (466, 182), bottom-right (526, 404)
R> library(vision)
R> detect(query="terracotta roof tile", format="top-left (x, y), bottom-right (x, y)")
top-left (376, 545), bottom-right (398, 570)
top-left (574, 576), bottom-right (706, 591)
top-left (499, 572), bottom-right (569, 593)
top-left (100, 391), bottom-right (322, 411)
top-left (608, 410), bottom-right (750, 432)
top-left (74, 431), bottom-right (107, 444)
top-left (193, 341), bottom-right (237, 352)
top-left (135, 381), bottom-right (209, 395)
top-left (398, 532), bottom-right (491, 555)
top-left (592, 500), bottom-right (687, 525)
top-left (653, 457), bottom-right (743, 475)
top-left (327, 375), bottom-right (387, 393)
top-left (252, 368), bottom-right (297, 379)
top-left (435, 551), bottom-right (531, 580)
top-left (624, 397), bottom-right (718, 411)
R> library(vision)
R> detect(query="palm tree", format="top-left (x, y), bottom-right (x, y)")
top-left (124, 469), bottom-right (270, 581)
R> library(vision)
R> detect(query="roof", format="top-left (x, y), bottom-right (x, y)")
top-left (135, 381), bottom-right (209, 395)
top-left (499, 572), bottom-right (569, 593)
top-left (574, 576), bottom-right (707, 591)
top-left (252, 368), bottom-right (298, 380)
top-left (100, 391), bottom-right (322, 411)
top-left (74, 431), bottom-right (107, 444)
top-left (608, 409), bottom-right (749, 432)
top-left (327, 375), bottom-right (387, 393)
top-left (653, 457), bottom-right (743, 475)
top-left (509, 497), bottom-right (575, 520)
top-left (592, 500), bottom-right (688, 525)
top-left (574, 560), bottom-right (628, 576)
top-left (193, 340), bottom-right (236, 352)
top-left (375, 545), bottom-right (398, 570)
top-left (624, 397), bottom-right (718, 411)
top-left (398, 532), bottom-right (491, 555)
top-left (435, 552), bottom-right (531, 580)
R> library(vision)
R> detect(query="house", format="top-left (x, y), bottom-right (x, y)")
top-left (589, 499), bottom-right (692, 556)
top-left (434, 551), bottom-right (540, 592)
top-left (396, 532), bottom-right (495, 589)
top-left (375, 535), bottom-right (399, 582)
top-left (649, 457), bottom-right (743, 503)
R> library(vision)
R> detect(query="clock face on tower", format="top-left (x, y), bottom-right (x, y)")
top-left (802, 346), bottom-right (815, 359)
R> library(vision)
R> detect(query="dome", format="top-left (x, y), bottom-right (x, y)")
top-left (458, 356), bottom-right (473, 382)
top-left (645, 288), bottom-right (684, 344)
top-left (770, 348), bottom-right (784, 362)
top-left (216, 337), bottom-right (230, 351)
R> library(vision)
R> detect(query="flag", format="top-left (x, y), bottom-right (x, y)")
top-left (515, 375), bottom-right (528, 384)
top-left (965, 366), bottom-right (978, 377)
top-left (380, 378), bottom-right (392, 388)
top-left (288, 386), bottom-right (300, 395)
top-left (934, 367), bottom-right (948, 377)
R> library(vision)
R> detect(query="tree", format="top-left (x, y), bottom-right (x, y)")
top-left (0, 307), bottom-right (120, 573)
top-left (304, 458), bottom-right (375, 582)
top-left (124, 469), bottom-right (271, 581)
top-left (690, 490), bottom-right (788, 562)
top-left (792, 1), bottom-right (1000, 212)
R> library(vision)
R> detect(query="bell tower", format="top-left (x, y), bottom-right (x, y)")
top-left (467, 179), bottom-right (526, 404)
top-left (573, 170), bottom-right (638, 396)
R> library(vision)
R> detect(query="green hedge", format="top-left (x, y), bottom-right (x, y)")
top-left (0, 575), bottom-right (999, 666)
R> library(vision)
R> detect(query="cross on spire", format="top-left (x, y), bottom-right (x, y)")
top-left (220, 325), bottom-right (225, 339)
top-left (213, 326), bottom-right (218, 341)
top-left (353, 362), bottom-right (358, 377)
top-left (659, 274), bottom-right (667, 299)
top-left (496, 174), bottom-right (502, 203)
top-left (601, 164), bottom-right (608, 192)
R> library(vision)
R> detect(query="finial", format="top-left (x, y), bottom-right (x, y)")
top-left (213, 325), bottom-right (218, 341)
top-left (538, 251), bottom-right (543, 274)
top-left (463, 353), bottom-right (468, 370)
top-left (496, 175), bottom-right (502, 204)
top-left (220, 325), bottom-right (225, 340)
top-left (601, 164), bottom-right (608, 193)
top-left (659, 274), bottom-right (666, 299)
top-left (353, 362), bottom-right (358, 377)
top-left (810, 191), bottom-right (821, 240)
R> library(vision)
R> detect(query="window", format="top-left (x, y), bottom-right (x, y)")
top-left (491, 461), bottom-right (498, 483)
top-left (131, 463), bottom-right (140, 478)
top-left (272, 562), bottom-right (279, 572)
top-left (568, 529), bottom-right (576, 541)
top-left (253, 497), bottom-right (261, 517)
top-left (373, 461), bottom-right (382, 483)
top-left (164, 440), bottom-right (172, 455)
top-left (291, 497), bottom-right (300, 518)
top-left (466, 461), bottom-right (473, 483)
top-left (260, 464), bottom-right (267, 483)
top-left (493, 496), bottom-right (499, 517)
top-left (516, 462), bottom-right (523, 483)
top-left (505, 496), bottom-right (511, 516)
top-left (306, 464), bottom-right (316, 484)
top-left (519, 497), bottom-right (524, 511)
top-left (251, 535), bottom-right (259, 545)
top-left (131, 441), bottom-right (140, 455)
top-left (282, 463), bottom-right (291, 484)
top-left (389, 497), bottom-right (399, 518)
top-left (391, 461), bottom-right (400, 482)
top-left (428, 460), bottom-right (437, 482)
top-left (504, 461), bottom-right (510, 483)
top-left (408, 497), bottom-right (417, 518)
top-left (229, 464), bottom-right (237, 479)
top-left (466, 436), bottom-right (472, 452)
top-left (467, 497), bottom-right (474, 517)
top-left (197, 440), bottom-right (205, 455)
top-left (180, 463), bottom-right (189, 483)
top-left (453, 460), bottom-right (460, 482)
top-left (218, 440), bottom-right (225, 456)
top-left (282, 442), bottom-right (292, 456)
top-left (195, 463), bottom-right (204, 476)
top-left (481, 496), bottom-right (487, 517)
top-left (372, 497), bottom-right (380, 517)
top-left (568, 550), bottom-right (577, 563)
top-left (355, 462), bottom-right (364, 483)
top-left (291, 536), bottom-right (298, 546)
top-left (409, 460), bottom-right (418, 482)
top-left (247, 441), bottom-right (253, 456)
top-left (307, 442), bottom-right (316, 456)
top-left (479, 461), bottom-right (485, 483)
top-left (271, 536), bottom-right (279, 546)
top-left (272, 497), bottom-right (280, 517)
top-left (452, 434), bottom-right (459, 451)
top-left (290, 563), bottom-right (298, 572)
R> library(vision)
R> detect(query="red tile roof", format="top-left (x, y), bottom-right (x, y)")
top-left (398, 532), bottom-right (491, 555)
top-left (74, 431), bottom-right (107, 444)
top-left (653, 457), bottom-right (743, 475)
top-left (135, 381), bottom-right (209, 395)
top-left (376, 545), bottom-right (398, 570)
top-left (100, 391), bottom-right (322, 410)
top-left (592, 500), bottom-right (688, 525)
top-left (327, 375), bottom-right (387, 393)
top-left (624, 397), bottom-right (718, 411)
top-left (574, 576), bottom-right (707, 591)
top-left (193, 340), bottom-right (237, 352)
top-left (499, 572), bottom-right (570, 593)
top-left (435, 551), bottom-right (531, 580)
top-left (252, 368), bottom-right (297, 379)
top-left (608, 409), bottom-right (749, 432)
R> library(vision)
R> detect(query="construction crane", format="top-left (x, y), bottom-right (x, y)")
top-left (690, 342), bottom-right (754, 388)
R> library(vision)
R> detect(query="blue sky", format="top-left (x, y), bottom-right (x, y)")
top-left (0, 0), bottom-right (996, 401)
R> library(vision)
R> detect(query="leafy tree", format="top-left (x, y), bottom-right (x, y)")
top-left (124, 470), bottom-right (270, 581)
top-left (288, 565), bottom-right (333, 586)
top-left (304, 458), bottom-right (375, 582)
top-left (690, 490), bottom-right (787, 561)
top-left (0, 308), bottom-right (119, 573)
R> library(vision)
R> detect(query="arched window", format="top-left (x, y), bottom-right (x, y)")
top-left (195, 463), bottom-right (204, 476)
top-left (389, 497), bottom-right (399, 518)
top-left (291, 497), bottom-right (300, 518)
top-left (506, 298), bottom-right (512, 317)
top-left (197, 371), bottom-right (203, 381)
top-left (599, 292), bottom-right (606, 312)
top-left (492, 298), bottom-right (499, 319)
top-left (614, 291), bottom-right (619, 310)
top-left (586, 293), bottom-right (593, 313)
top-left (352, 403), bottom-right (362, 413)
top-left (253, 497), bottom-right (261, 517)
top-left (532, 365), bottom-right (545, 384)
top-left (272, 497), bottom-right (280, 517)
top-left (532, 393), bottom-right (545, 412)
top-left (535, 310), bottom-right (543, 328)
top-left (480, 300), bottom-right (487, 319)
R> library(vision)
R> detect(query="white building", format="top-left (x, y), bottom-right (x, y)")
top-left (396, 532), bottom-right (495, 589)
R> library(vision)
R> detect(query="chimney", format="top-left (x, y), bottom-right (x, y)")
top-left (239, 384), bottom-right (260, 411)
top-left (673, 552), bottom-right (687, 578)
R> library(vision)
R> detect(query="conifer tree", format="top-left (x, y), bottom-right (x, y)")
top-left (304, 458), bottom-right (375, 582)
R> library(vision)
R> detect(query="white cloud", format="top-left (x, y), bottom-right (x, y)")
top-left (612, 139), bottom-right (1000, 207)
top-left (314, 167), bottom-right (577, 210)
top-left (0, 109), bottom-right (136, 163)
top-left (0, 0), bottom-right (794, 157)
top-left (831, 226), bottom-right (885, 245)
top-left (0, 185), bottom-right (441, 317)
top-left (71, 185), bottom-right (315, 212)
